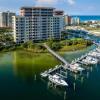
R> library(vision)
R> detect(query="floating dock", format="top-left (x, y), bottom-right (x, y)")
top-left (41, 44), bottom-right (100, 79)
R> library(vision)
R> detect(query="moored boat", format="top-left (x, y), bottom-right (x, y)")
top-left (48, 74), bottom-right (68, 86)
top-left (82, 56), bottom-right (98, 64)
top-left (69, 63), bottom-right (84, 73)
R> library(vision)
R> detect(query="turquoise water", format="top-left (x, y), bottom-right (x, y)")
top-left (72, 15), bottom-right (100, 22)
top-left (0, 45), bottom-right (100, 100)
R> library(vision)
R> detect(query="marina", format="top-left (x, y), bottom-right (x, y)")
top-left (0, 1), bottom-right (100, 99)
top-left (0, 45), bottom-right (100, 100)
top-left (41, 43), bottom-right (100, 87)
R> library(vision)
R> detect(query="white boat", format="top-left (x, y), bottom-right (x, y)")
top-left (40, 71), bottom-right (48, 78)
top-left (96, 48), bottom-right (100, 53)
top-left (82, 56), bottom-right (98, 64)
top-left (88, 51), bottom-right (100, 58)
top-left (70, 63), bottom-right (84, 72)
top-left (48, 74), bottom-right (68, 86)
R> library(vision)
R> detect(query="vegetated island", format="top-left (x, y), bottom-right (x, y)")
top-left (0, 27), bottom-right (93, 53)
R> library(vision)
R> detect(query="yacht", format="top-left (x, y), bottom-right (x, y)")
top-left (70, 63), bottom-right (84, 73)
top-left (88, 51), bottom-right (100, 58)
top-left (96, 48), bottom-right (100, 53)
top-left (82, 56), bottom-right (98, 64)
top-left (48, 74), bottom-right (68, 86)
top-left (40, 71), bottom-right (48, 78)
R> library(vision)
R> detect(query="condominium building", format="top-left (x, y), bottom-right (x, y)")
top-left (0, 11), bottom-right (15, 27)
top-left (71, 17), bottom-right (80, 25)
top-left (64, 15), bottom-right (71, 26)
top-left (12, 7), bottom-right (64, 43)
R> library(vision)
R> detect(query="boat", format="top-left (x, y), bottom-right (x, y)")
top-left (69, 63), bottom-right (84, 73)
top-left (48, 74), bottom-right (68, 86)
top-left (88, 51), bottom-right (100, 58)
top-left (96, 48), bottom-right (100, 53)
top-left (82, 56), bottom-right (98, 64)
top-left (40, 71), bottom-right (48, 78)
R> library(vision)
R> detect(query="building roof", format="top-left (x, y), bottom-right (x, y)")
top-left (20, 6), bottom-right (55, 10)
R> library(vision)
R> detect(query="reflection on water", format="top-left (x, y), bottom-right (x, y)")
top-left (0, 45), bottom-right (100, 100)
top-left (12, 51), bottom-right (60, 81)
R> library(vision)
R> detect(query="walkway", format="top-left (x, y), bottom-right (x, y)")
top-left (44, 43), bottom-right (69, 67)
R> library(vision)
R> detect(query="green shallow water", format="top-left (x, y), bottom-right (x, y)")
top-left (0, 45), bottom-right (100, 100)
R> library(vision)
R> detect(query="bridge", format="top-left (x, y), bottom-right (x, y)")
top-left (44, 43), bottom-right (69, 68)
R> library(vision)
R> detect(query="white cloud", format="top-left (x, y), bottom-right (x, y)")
top-left (35, 0), bottom-right (58, 6)
top-left (35, 0), bottom-right (76, 6)
top-left (67, 0), bottom-right (75, 5)
top-left (36, 0), bottom-right (57, 3)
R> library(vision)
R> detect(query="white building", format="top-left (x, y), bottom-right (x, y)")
top-left (12, 7), bottom-right (64, 43)
top-left (71, 17), bottom-right (80, 25)
top-left (0, 11), bottom-right (15, 27)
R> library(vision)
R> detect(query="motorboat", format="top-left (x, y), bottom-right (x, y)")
top-left (70, 63), bottom-right (84, 73)
top-left (82, 56), bottom-right (98, 64)
top-left (48, 74), bottom-right (68, 86)
top-left (40, 71), bottom-right (48, 78)
top-left (88, 51), bottom-right (100, 58)
top-left (96, 48), bottom-right (100, 53)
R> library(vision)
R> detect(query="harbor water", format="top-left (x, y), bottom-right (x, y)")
top-left (0, 44), bottom-right (100, 100)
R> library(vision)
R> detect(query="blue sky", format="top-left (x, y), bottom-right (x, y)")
top-left (0, 0), bottom-right (100, 15)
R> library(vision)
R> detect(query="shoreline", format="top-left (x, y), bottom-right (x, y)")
top-left (0, 45), bottom-right (93, 54)
top-left (89, 31), bottom-right (100, 36)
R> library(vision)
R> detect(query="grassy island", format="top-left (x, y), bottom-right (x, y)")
top-left (0, 27), bottom-right (93, 53)
top-left (11, 38), bottom-right (92, 53)
top-left (0, 37), bottom-right (93, 53)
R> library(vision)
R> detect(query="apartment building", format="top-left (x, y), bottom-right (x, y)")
top-left (0, 11), bottom-right (15, 28)
top-left (71, 17), bottom-right (80, 25)
top-left (64, 15), bottom-right (71, 26)
top-left (12, 7), bottom-right (64, 43)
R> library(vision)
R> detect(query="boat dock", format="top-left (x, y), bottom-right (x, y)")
top-left (44, 43), bottom-right (69, 67)
top-left (41, 44), bottom-right (100, 75)
top-left (71, 54), bottom-right (88, 64)
top-left (40, 43), bottom-right (100, 86)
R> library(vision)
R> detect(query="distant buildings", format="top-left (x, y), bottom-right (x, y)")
top-left (12, 7), bottom-right (64, 43)
top-left (64, 15), bottom-right (71, 26)
top-left (0, 11), bottom-right (15, 28)
top-left (71, 17), bottom-right (80, 25)
top-left (64, 15), bottom-right (80, 26)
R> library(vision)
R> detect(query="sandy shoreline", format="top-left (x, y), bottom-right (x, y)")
top-left (89, 31), bottom-right (100, 36)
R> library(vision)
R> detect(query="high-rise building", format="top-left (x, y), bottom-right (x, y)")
top-left (0, 11), bottom-right (15, 28)
top-left (12, 7), bottom-right (64, 43)
top-left (71, 17), bottom-right (80, 25)
top-left (64, 15), bottom-right (71, 26)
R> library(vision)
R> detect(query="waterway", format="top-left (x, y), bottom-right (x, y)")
top-left (0, 45), bottom-right (100, 100)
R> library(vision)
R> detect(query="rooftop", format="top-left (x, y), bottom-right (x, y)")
top-left (20, 6), bottom-right (55, 10)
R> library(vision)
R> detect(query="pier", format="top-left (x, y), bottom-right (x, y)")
top-left (71, 54), bottom-right (88, 64)
top-left (40, 43), bottom-right (100, 87)
top-left (41, 44), bottom-right (100, 78)
top-left (44, 43), bottom-right (69, 68)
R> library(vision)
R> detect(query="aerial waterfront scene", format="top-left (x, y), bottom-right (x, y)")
top-left (0, 0), bottom-right (100, 100)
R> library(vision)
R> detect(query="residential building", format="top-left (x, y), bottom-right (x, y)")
top-left (12, 7), bottom-right (64, 43)
top-left (0, 11), bottom-right (15, 27)
top-left (71, 17), bottom-right (80, 25)
top-left (64, 15), bottom-right (71, 26)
